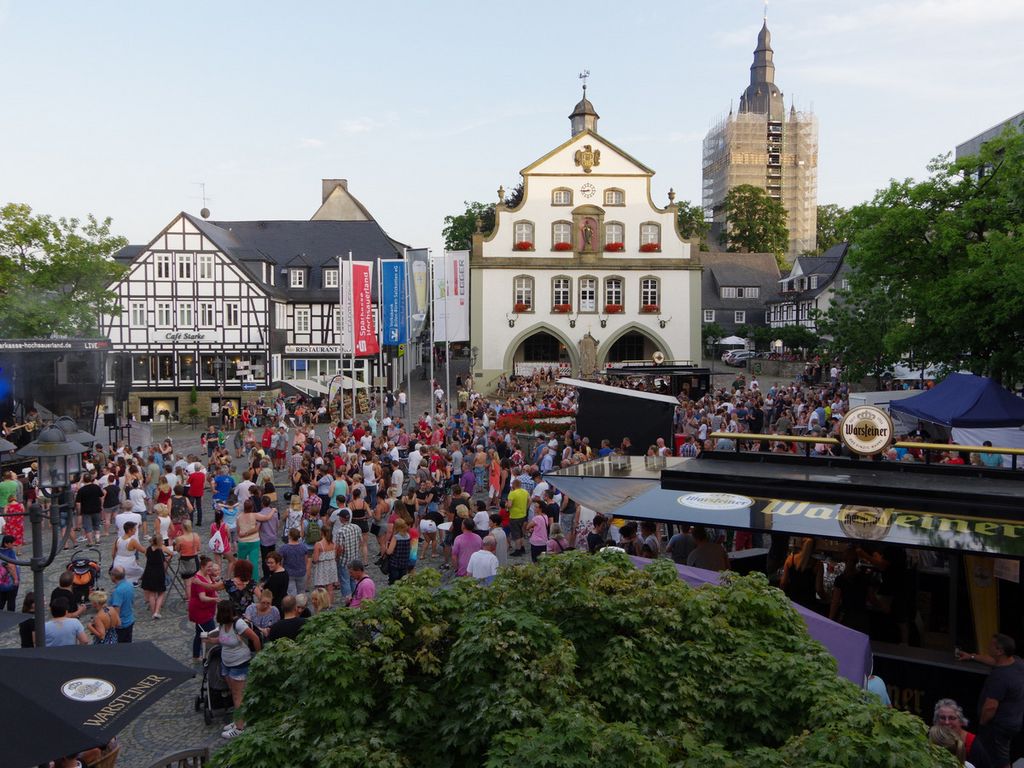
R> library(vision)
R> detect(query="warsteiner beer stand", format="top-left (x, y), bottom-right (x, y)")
top-left (547, 405), bottom-right (1024, 756)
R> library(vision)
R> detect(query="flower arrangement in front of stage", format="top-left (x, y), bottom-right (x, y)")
top-left (496, 408), bottom-right (575, 433)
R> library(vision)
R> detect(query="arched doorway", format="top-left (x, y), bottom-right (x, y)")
top-left (608, 331), bottom-right (662, 363)
top-left (597, 323), bottom-right (672, 367)
top-left (506, 328), bottom-right (575, 377)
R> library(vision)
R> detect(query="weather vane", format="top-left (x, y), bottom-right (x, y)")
top-left (579, 70), bottom-right (590, 94)
top-left (764, 0), bottom-right (768, 21)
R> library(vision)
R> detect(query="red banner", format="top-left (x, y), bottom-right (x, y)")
top-left (351, 262), bottom-right (379, 356)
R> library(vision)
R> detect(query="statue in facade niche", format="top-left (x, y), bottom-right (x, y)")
top-left (579, 332), bottom-right (598, 378)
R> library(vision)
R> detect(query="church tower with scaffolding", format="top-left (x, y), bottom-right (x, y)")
top-left (702, 19), bottom-right (818, 258)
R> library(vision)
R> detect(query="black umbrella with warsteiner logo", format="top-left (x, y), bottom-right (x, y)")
top-left (0, 641), bottom-right (192, 768)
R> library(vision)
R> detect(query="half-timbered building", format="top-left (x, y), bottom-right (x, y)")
top-left (103, 183), bottom-right (408, 421)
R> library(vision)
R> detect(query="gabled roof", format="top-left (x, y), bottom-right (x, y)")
top-left (700, 251), bottom-right (781, 311)
top-left (520, 128), bottom-right (655, 176)
top-left (115, 213), bottom-right (406, 302)
top-left (772, 242), bottom-right (850, 301)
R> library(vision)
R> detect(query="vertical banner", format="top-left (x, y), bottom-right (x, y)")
top-left (351, 262), bottom-right (379, 357)
top-left (406, 248), bottom-right (430, 340)
top-left (380, 260), bottom-right (408, 345)
top-left (431, 250), bottom-right (470, 343)
top-left (338, 256), bottom-right (353, 355)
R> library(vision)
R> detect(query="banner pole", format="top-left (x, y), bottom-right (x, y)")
top-left (377, 257), bottom-right (385, 428)
top-left (404, 249), bottom-right (413, 427)
top-left (428, 249), bottom-right (434, 418)
top-left (349, 251), bottom-right (356, 424)
top-left (444, 249), bottom-right (451, 419)
top-left (337, 254), bottom-right (344, 423)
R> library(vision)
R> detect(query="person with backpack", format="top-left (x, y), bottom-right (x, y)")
top-left (209, 598), bottom-right (261, 740)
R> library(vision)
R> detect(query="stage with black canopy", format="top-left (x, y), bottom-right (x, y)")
top-left (558, 377), bottom-right (677, 456)
top-left (0, 641), bottom-right (191, 768)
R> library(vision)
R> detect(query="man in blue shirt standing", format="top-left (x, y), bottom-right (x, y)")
top-left (109, 566), bottom-right (135, 643)
top-left (211, 466), bottom-right (236, 504)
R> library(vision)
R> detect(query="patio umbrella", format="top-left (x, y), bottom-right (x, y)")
top-left (0, 610), bottom-right (28, 634)
top-left (720, 335), bottom-right (747, 345)
top-left (0, 641), bottom-right (192, 768)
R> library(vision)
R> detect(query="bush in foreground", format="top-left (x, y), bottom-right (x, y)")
top-left (213, 552), bottom-right (952, 768)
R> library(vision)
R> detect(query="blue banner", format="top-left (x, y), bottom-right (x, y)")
top-left (380, 260), bottom-right (407, 345)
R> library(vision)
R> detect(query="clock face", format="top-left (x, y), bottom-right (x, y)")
top-left (580, 183), bottom-right (596, 199)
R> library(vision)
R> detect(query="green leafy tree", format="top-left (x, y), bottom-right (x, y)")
top-left (721, 184), bottom-right (789, 265)
top-left (818, 129), bottom-right (1024, 384)
top-left (676, 200), bottom-right (709, 248)
top-left (702, 321), bottom-right (724, 356)
top-left (442, 184), bottom-right (524, 251)
top-left (814, 203), bottom-right (853, 254)
top-left (776, 324), bottom-right (819, 354)
top-left (213, 553), bottom-right (952, 768)
top-left (0, 203), bottom-right (127, 337)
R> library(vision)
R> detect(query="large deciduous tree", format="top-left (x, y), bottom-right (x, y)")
top-left (676, 200), bottom-right (709, 248)
top-left (721, 184), bottom-right (789, 265)
top-left (442, 184), bottom-right (524, 251)
top-left (0, 203), bottom-right (127, 337)
top-left (818, 129), bottom-right (1024, 385)
top-left (213, 553), bottom-right (952, 768)
top-left (814, 203), bottom-right (852, 254)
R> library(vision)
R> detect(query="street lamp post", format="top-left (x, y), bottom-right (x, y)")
top-left (0, 424), bottom-right (87, 647)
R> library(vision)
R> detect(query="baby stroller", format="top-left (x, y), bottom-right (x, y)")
top-left (66, 547), bottom-right (102, 605)
top-left (195, 644), bottom-right (234, 725)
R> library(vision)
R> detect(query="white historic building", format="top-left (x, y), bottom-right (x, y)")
top-left (470, 91), bottom-right (701, 385)
top-left (102, 181), bottom-right (410, 421)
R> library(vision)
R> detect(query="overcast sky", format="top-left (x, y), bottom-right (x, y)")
top-left (1, 0), bottom-right (1021, 255)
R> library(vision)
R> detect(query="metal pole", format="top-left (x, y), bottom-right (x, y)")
top-left (404, 248), bottom-right (413, 427)
top-left (444, 250), bottom-right (451, 420)
top-left (349, 252), bottom-right (357, 424)
top-left (32, 503), bottom-right (46, 648)
top-left (342, 259), bottom-right (350, 428)
top-left (377, 258), bottom-right (385, 428)
top-left (428, 250), bottom-right (435, 417)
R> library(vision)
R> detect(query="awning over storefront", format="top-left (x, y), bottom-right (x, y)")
top-left (546, 455), bottom-right (1024, 558)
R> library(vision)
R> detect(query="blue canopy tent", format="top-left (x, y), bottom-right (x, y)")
top-left (889, 373), bottom-right (1024, 428)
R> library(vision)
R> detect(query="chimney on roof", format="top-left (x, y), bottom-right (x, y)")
top-left (322, 179), bottom-right (348, 203)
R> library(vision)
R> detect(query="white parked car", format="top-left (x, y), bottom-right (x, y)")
top-left (724, 350), bottom-right (757, 366)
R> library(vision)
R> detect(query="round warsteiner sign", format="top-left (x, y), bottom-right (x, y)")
top-left (61, 677), bottom-right (116, 702)
top-left (840, 405), bottom-right (894, 456)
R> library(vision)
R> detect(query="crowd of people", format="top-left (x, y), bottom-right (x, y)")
top-left (3, 366), bottom-right (1020, 762)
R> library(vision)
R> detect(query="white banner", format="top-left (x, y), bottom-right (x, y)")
top-left (338, 257), bottom-right (354, 355)
top-left (431, 250), bottom-right (470, 343)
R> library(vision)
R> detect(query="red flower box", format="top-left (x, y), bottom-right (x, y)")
top-left (605, 304), bottom-right (624, 314)
top-left (514, 241), bottom-right (534, 251)
top-left (604, 242), bottom-right (625, 252)
top-left (552, 304), bottom-right (572, 313)
top-left (641, 304), bottom-right (660, 314)
top-left (552, 242), bottom-right (574, 252)
top-left (639, 242), bottom-right (661, 253)
top-left (513, 302), bottom-right (530, 313)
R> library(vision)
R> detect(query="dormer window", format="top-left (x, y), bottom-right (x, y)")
top-left (810, 275), bottom-right (819, 289)
top-left (323, 268), bottom-right (339, 289)
top-left (290, 269), bottom-right (305, 288)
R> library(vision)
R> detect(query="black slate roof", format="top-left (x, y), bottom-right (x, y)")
top-left (700, 251), bottom-right (782, 313)
top-left (115, 214), bottom-right (408, 302)
top-left (772, 242), bottom-right (849, 302)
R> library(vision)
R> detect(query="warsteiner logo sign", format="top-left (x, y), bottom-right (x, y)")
top-left (840, 405), bottom-right (894, 456)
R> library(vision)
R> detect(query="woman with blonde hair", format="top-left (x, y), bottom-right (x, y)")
top-left (175, 519), bottom-right (202, 597)
top-left (310, 585), bottom-right (332, 614)
top-left (87, 590), bottom-right (120, 645)
top-left (154, 502), bottom-right (172, 546)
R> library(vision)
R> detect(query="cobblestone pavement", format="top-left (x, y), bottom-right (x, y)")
top-left (1, 434), bottom-right (429, 766)
top-left (1, 363), bottom-right (475, 767)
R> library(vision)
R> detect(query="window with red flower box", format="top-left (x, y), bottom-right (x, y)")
top-left (552, 242), bottom-right (574, 252)
top-left (640, 304), bottom-right (660, 314)
top-left (552, 303), bottom-right (572, 313)
top-left (604, 242), bottom-right (625, 252)
top-left (604, 304), bottom-right (624, 314)
top-left (514, 241), bottom-right (534, 251)
top-left (639, 242), bottom-right (661, 253)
